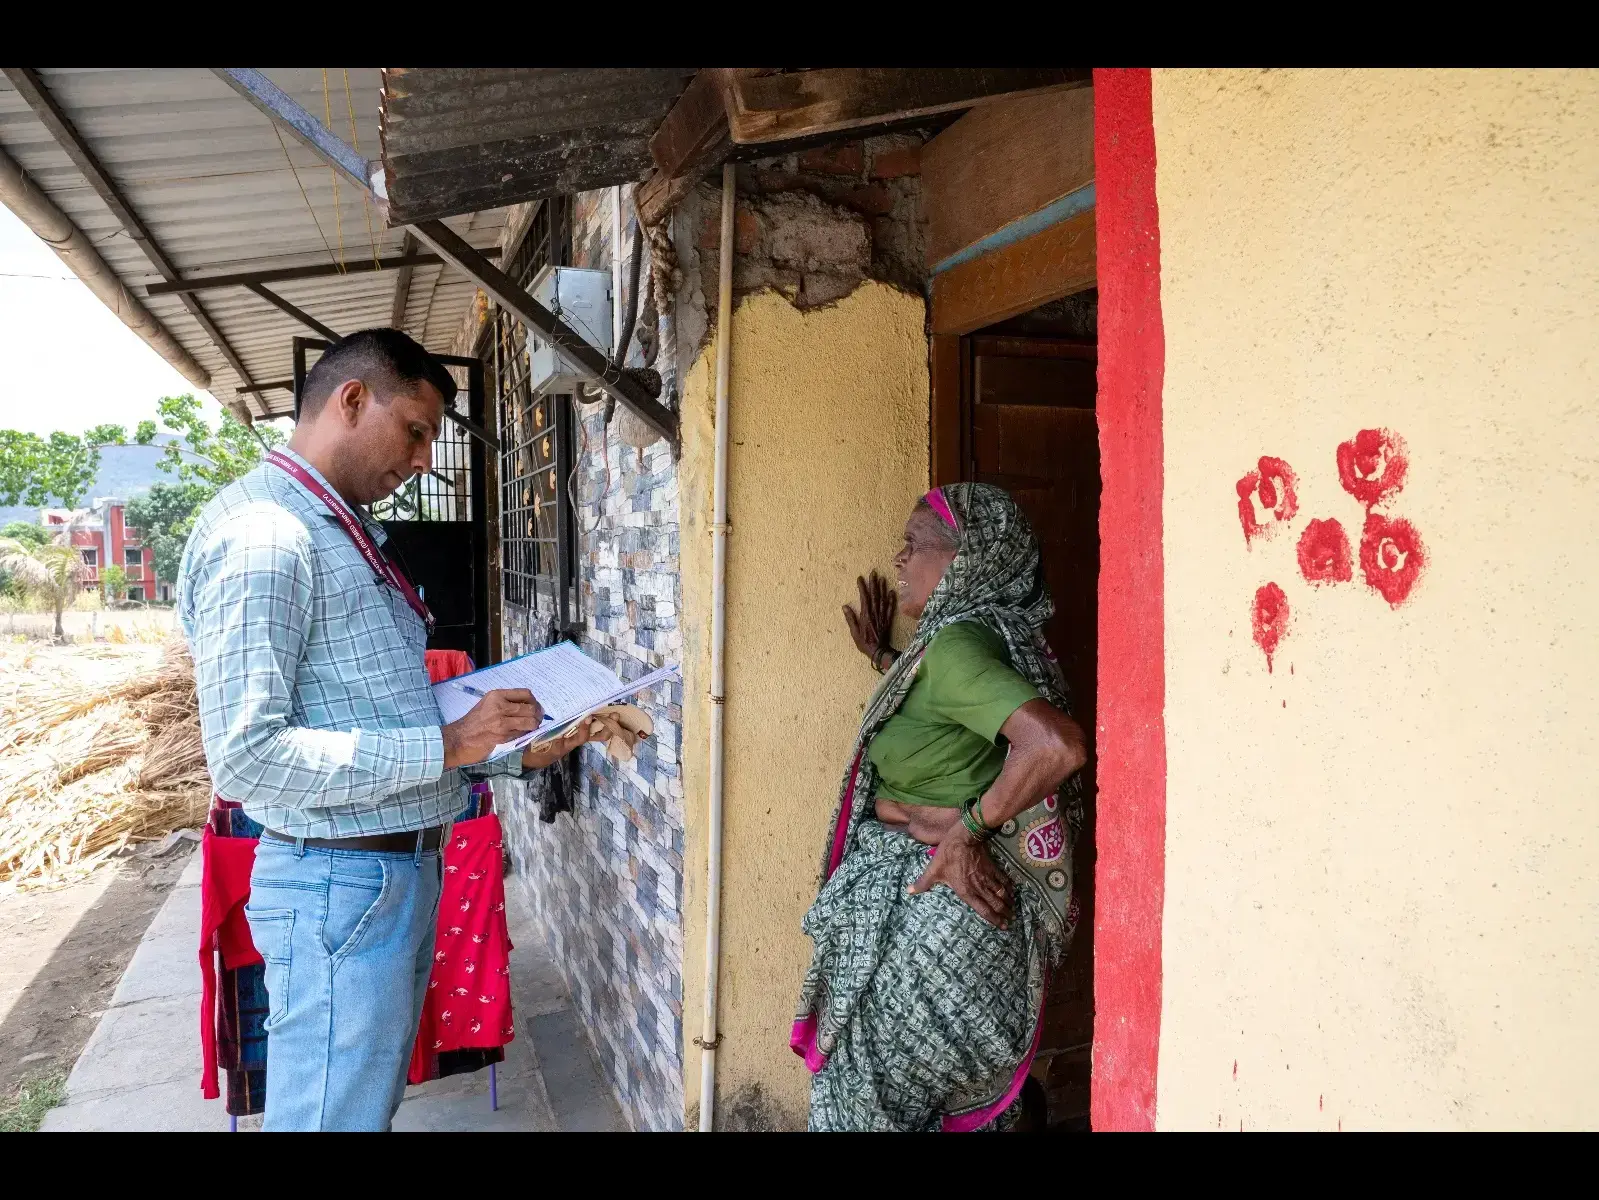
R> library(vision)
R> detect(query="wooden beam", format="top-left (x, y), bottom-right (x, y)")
top-left (922, 87), bottom-right (1095, 268)
top-left (930, 334), bottom-right (964, 488)
top-left (726, 68), bottom-right (1090, 145)
top-left (931, 205), bottom-right (1096, 337)
top-left (410, 219), bottom-right (677, 443)
top-left (246, 282), bottom-right (341, 342)
top-left (636, 69), bottom-right (774, 229)
top-left (144, 249), bottom-right (496, 296)
top-left (390, 231), bottom-right (417, 329)
top-left (5, 66), bottom-right (264, 404)
top-left (648, 69), bottom-right (736, 177)
top-left (637, 166), bottom-right (706, 230)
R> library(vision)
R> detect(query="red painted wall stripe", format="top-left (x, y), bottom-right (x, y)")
top-left (1091, 67), bottom-right (1167, 1132)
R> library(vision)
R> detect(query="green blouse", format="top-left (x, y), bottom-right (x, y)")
top-left (867, 621), bottom-right (1041, 808)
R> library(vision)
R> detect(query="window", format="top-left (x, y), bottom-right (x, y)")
top-left (493, 196), bottom-right (575, 620)
top-left (128, 586), bottom-right (143, 602)
top-left (124, 546), bottom-right (143, 567)
top-left (81, 548), bottom-right (97, 568)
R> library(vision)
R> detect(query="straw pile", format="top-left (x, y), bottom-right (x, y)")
top-left (0, 639), bottom-right (211, 890)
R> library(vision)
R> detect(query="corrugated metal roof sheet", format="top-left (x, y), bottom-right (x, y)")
top-left (379, 67), bottom-right (695, 225)
top-left (0, 68), bottom-right (507, 419)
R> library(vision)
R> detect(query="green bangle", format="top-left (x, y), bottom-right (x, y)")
top-left (960, 796), bottom-right (994, 841)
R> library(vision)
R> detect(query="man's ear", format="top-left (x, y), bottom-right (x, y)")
top-left (333, 378), bottom-right (366, 425)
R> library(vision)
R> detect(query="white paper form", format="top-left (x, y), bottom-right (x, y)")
top-left (432, 641), bottom-right (678, 761)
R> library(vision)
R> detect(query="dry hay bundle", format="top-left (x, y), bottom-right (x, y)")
top-left (0, 639), bottom-right (211, 889)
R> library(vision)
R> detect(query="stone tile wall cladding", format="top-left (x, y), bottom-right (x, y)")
top-left (483, 133), bottom-right (929, 1132)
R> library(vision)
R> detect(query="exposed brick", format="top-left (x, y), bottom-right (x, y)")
top-left (735, 208), bottom-right (759, 255)
top-left (798, 141), bottom-right (864, 176)
top-left (697, 212), bottom-right (719, 251)
top-left (870, 144), bottom-right (921, 179)
top-left (843, 183), bottom-right (894, 217)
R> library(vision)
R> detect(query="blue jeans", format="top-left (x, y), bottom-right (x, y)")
top-left (245, 837), bottom-right (442, 1131)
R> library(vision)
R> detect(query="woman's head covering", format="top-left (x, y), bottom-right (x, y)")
top-left (911, 484), bottom-right (1063, 707)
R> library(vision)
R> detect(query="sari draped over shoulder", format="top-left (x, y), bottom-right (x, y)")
top-left (791, 483), bottom-right (1085, 1132)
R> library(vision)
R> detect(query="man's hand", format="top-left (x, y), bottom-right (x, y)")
top-left (519, 718), bottom-right (597, 772)
top-left (908, 824), bottom-right (1014, 928)
top-left (843, 570), bottom-right (896, 663)
top-left (442, 688), bottom-right (543, 768)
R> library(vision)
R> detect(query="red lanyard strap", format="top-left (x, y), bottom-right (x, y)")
top-left (267, 451), bottom-right (436, 634)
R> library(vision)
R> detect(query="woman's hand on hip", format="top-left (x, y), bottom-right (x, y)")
top-left (908, 824), bottom-right (1013, 929)
top-left (843, 570), bottom-right (897, 663)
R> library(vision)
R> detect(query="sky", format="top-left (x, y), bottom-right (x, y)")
top-left (0, 204), bottom-right (223, 438)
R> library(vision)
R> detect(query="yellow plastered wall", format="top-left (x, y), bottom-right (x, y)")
top-left (679, 282), bottom-right (929, 1128)
top-left (1153, 69), bottom-right (1599, 1129)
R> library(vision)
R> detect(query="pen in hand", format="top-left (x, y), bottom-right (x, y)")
top-left (456, 681), bottom-right (552, 722)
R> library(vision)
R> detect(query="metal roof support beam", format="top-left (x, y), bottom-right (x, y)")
top-left (4, 67), bottom-right (266, 412)
top-left (245, 282), bottom-right (340, 342)
top-left (0, 142), bottom-right (211, 391)
top-left (214, 66), bottom-right (677, 445)
top-left (411, 219), bottom-right (677, 443)
top-left (213, 69), bottom-right (375, 193)
top-left (144, 249), bottom-right (497, 297)
top-left (390, 231), bottom-right (418, 330)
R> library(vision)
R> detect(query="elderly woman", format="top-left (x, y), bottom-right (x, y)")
top-left (790, 483), bottom-right (1089, 1132)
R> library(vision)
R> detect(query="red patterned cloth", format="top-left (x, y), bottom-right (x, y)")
top-left (198, 821), bottom-right (261, 1100)
top-left (407, 648), bottom-right (514, 1086)
top-left (408, 813), bottom-right (515, 1081)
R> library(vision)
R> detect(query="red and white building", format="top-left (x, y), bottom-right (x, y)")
top-left (42, 498), bottom-right (166, 602)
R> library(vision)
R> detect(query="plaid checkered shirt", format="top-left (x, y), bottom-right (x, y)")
top-left (178, 448), bottom-right (512, 838)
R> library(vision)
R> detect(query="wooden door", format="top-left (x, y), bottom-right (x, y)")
top-left (965, 333), bottom-right (1098, 1125)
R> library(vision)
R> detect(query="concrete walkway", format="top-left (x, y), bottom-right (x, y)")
top-left (43, 853), bottom-right (624, 1132)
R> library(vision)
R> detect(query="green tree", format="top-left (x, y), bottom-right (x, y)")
top-left (126, 482), bottom-right (213, 586)
top-left (0, 536), bottom-right (86, 641)
top-left (0, 421), bottom-right (156, 510)
top-left (0, 521), bottom-right (49, 548)
top-left (100, 563), bottom-right (127, 604)
top-left (154, 393), bottom-right (283, 487)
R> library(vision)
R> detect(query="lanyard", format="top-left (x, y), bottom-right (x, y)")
top-left (267, 451), bottom-right (436, 635)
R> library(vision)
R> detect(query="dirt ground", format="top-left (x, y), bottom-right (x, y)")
top-left (0, 845), bottom-right (195, 1102)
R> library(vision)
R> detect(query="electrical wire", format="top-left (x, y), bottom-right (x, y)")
top-left (271, 121), bottom-right (340, 269)
top-left (321, 70), bottom-right (346, 272)
top-left (342, 68), bottom-right (381, 270)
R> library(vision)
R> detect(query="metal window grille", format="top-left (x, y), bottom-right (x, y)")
top-left (492, 196), bottom-right (574, 621)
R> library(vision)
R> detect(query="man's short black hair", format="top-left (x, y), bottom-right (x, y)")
top-left (297, 327), bottom-right (457, 419)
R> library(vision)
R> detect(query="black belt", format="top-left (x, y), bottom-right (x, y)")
top-left (261, 825), bottom-right (444, 854)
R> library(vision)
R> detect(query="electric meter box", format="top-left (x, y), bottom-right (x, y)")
top-left (526, 265), bottom-right (612, 394)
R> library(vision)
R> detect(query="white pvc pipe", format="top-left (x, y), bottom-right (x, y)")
top-left (611, 184), bottom-right (624, 356)
top-left (699, 162), bottom-right (735, 1132)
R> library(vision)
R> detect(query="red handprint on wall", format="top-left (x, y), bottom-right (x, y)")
top-left (1235, 429), bottom-right (1425, 673)
top-left (1359, 514), bottom-right (1425, 608)
top-left (1336, 428), bottom-right (1408, 510)
top-left (1236, 456), bottom-right (1299, 547)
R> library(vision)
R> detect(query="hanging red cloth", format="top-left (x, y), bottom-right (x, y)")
top-left (198, 820), bottom-right (261, 1100)
top-left (408, 649), bottom-right (515, 1085)
top-left (425, 649), bottom-right (475, 685)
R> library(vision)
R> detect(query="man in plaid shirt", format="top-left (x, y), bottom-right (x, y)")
top-left (179, 329), bottom-right (596, 1131)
